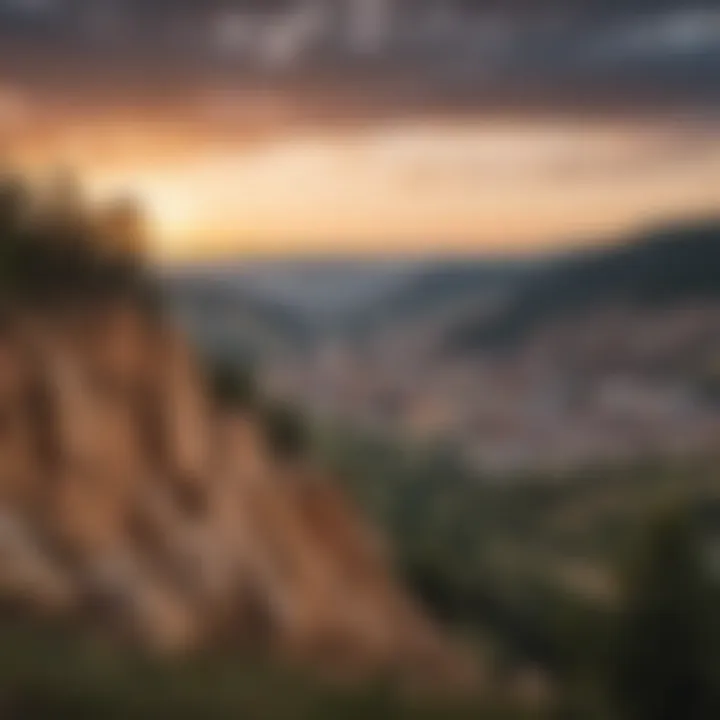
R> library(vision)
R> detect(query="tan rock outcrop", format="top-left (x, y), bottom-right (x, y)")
top-left (0, 301), bottom-right (475, 687)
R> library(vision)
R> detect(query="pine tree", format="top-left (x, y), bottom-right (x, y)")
top-left (612, 502), bottom-right (718, 720)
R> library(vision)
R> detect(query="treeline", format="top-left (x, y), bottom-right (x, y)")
top-left (0, 171), bottom-right (150, 304)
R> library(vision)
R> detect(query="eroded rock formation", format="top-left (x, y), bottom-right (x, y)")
top-left (0, 300), bottom-right (473, 687)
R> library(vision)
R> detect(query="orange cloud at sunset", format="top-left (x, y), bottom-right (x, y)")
top-left (71, 118), bottom-right (720, 260)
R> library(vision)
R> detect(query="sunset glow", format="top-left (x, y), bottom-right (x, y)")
top-left (2, 0), bottom-right (719, 259)
top-left (75, 120), bottom-right (720, 259)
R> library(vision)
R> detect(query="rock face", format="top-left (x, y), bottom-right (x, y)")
top-left (0, 301), bottom-right (469, 685)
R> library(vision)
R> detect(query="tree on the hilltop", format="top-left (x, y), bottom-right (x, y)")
top-left (0, 172), bottom-right (149, 301)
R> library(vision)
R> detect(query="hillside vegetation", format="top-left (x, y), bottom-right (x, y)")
top-left (450, 220), bottom-right (720, 351)
top-left (321, 427), bottom-right (720, 718)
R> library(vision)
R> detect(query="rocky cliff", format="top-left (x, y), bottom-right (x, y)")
top-left (0, 298), bottom-right (470, 687)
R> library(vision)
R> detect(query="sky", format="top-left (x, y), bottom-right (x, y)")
top-left (1, 0), bottom-right (720, 258)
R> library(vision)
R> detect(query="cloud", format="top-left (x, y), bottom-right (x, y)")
top-left (1, 0), bottom-right (57, 14)
top-left (1, 0), bottom-right (720, 131)
top-left (602, 9), bottom-right (720, 57)
top-left (0, 86), bottom-right (29, 129)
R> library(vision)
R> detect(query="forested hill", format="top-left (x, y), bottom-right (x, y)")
top-left (449, 219), bottom-right (720, 351)
top-left (340, 259), bottom-right (532, 338)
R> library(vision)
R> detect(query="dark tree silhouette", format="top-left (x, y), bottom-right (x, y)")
top-left (0, 172), bottom-right (150, 304)
top-left (612, 503), bottom-right (719, 720)
top-left (261, 402), bottom-right (309, 461)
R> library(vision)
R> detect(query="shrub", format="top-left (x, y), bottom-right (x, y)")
top-left (208, 362), bottom-right (258, 410)
top-left (261, 402), bottom-right (310, 461)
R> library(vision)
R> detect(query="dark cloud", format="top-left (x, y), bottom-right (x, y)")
top-left (0, 0), bottom-right (719, 131)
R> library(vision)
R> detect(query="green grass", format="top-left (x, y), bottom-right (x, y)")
top-left (0, 616), bottom-right (540, 719)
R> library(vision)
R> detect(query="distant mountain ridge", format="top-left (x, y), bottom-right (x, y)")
top-left (159, 220), bottom-right (720, 362)
top-left (160, 258), bottom-right (529, 349)
top-left (338, 259), bottom-right (534, 338)
top-left (158, 270), bottom-right (314, 363)
top-left (449, 219), bottom-right (720, 351)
